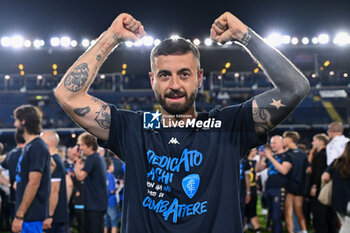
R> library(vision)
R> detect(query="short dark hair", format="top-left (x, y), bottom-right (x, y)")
top-left (150, 38), bottom-right (200, 71)
top-left (283, 131), bottom-right (300, 144)
top-left (105, 157), bottom-right (113, 169)
top-left (314, 133), bottom-right (329, 146)
top-left (15, 132), bottom-right (25, 144)
top-left (14, 105), bottom-right (42, 135)
top-left (78, 132), bottom-right (98, 152)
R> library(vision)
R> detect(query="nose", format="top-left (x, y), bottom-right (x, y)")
top-left (169, 76), bottom-right (181, 90)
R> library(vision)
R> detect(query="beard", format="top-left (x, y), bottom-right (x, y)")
top-left (155, 88), bottom-right (197, 116)
top-left (16, 124), bottom-right (25, 137)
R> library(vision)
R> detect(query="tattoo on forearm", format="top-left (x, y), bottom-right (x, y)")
top-left (112, 34), bottom-right (120, 43)
top-left (269, 99), bottom-right (286, 110)
top-left (64, 63), bottom-right (89, 92)
top-left (96, 54), bottom-right (101, 61)
top-left (91, 96), bottom-right (104, 105)
top-left (73, 106), bottom-right (90, 117)
top-left (95, 105), bottom-right (110, 129)
top-left (253, 101), bottom-right (274, 132)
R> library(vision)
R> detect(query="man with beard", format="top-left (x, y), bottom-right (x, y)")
top-left (12, 105), bottom-right (51, 233)
top-left (54, 12), bottom-right (310, 233)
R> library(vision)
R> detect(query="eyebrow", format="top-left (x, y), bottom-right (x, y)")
top-left (157, 68), bottom-right (193, 76)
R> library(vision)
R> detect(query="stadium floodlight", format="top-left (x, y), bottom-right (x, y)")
top-left (302, 37), bottom-right (309, 45)
top-left (312, 37), bottom-right (319, 44)
top-left (82, 39), bottom-right (90, 47)
top-left (318, 34), bottom-right (329, 44)
top-left (333, 32), bottom-right (349, 46)
top-left (266, 33), bottom-right (282, 46)
top-left (37, 75), bottom-right (43, 80)
top-left (291, 37), bottom-right (299, 45)
top-left (170, 34), bottom-right (180, 40)
top-left (125, 41), bottom-right (133, 47)
top-left (60, 36), bottom-right (71, 47)
top-left (1, 37), bottom-right (11, 47)
top-left (344, 73), bottom-right (348, 78)
top-left (33, 39), bottom-right (44, 48)
top-left (11, 35), bottom-right (24, 48)
top-left (311, 74), bottom-right (317, 78)
top-left (50, 37), bottom-right (60, 47)
top-left (4, 75), bottom-right (10, 80)
top-left (282, 35), bottom-right (291, 44)
top-left (134, 39), bottom-right (143, 47)
top-left (70, 40), bottom-right (78, 47)
top-left (204, 38), bottom-right (212, 46)
top-left (90, 40), bottom-right (96, 46)
top-left (100, 74), bottom-right (106, 79)
top-left (142, 36), bottom-right (154, 46)
top-left (154, 39), bottom-right (161, 46)
top-left (329, 71), bottom-right (334, 76)
top-left (193, 38), bottom-right (201, 46)
top-left (24, 40), bottom-right (31, 48)
top-left (234, 73), bottom-right (240, 78)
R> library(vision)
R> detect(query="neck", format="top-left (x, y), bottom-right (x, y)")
top-left (275, 148), bottom-right (285, 154)
top-left (23, 132), bottom-right (39, 144)
top-left (288, 144), bottom-right (297, 150)
top-left (67, 157), bottom-right (74, 163)
top-left (49, 147), bottom-right (57, 155)
top-left (17, 143), bottom-right (25, 148)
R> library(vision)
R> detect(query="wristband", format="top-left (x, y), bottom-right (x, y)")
top-left (15, 215), bottom-right (24, 220)
top-left (48, 215), bottom-right (53, 219)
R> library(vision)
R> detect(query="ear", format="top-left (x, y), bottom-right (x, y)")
top-left (197, 69), bottom-right (204, 88)
top-left (20, 119), bottom-right (26, 126)
top-left (149, 72), bottom-right (155, 90)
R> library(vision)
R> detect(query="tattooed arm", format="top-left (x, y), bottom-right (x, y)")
top-left (54, 13), bottom-right (145, 140)
top-left (211, 12), bottom-right (310, 134)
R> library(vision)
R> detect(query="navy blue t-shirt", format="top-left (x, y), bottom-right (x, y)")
top-left (82, 153), bottom-right (107, 211)
top-left (98, 98), bottom-right (267, 233)
top-left (286, 149), bottom-right (309, 195)
top-left (265, 152), bottom-right (292, 189)
top-left (51, 154), bottom-right (68, 223)
top-left (1, 146), bottom-right (22, 203)
top-left (15, 137), bottom-right (51, 221)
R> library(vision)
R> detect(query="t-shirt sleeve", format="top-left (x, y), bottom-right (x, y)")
top-left (284, 153), bottom-right (293, 164)
top-left (214, 98), bottom-right (267, 157)
top-left (51, 157), bottom-right (62, 182)
top-left (83, 155), bottom-right (95, 174)
top-left (97, 105), bottom-right (141, 161)
top-left (28, 143), bottom-right (48, 173)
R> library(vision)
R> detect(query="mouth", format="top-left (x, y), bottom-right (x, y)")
top-left (166, 94), bottom-right (185, 103)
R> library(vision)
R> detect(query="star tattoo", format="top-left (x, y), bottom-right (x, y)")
top-left (269, 99), bottom-right (286, 110)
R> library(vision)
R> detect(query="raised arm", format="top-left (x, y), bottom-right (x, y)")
top-left (54, 13), bottom-right (146, 140)
top-left (210, 12), bottom-right (310, 134)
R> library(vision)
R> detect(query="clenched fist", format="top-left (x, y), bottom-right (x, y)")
top-left (210, 12), bottom-right (248, 43)
top-left (108, 13), bottom-right (146, 42)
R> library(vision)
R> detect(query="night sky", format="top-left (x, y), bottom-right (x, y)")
top-left (1, 0), bottom-right (350, 40)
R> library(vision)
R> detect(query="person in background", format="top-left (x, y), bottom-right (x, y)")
top-left (0, 132), bottom-right (25, 220)
top-left (12, 105), bottom-right (51, 233)
top-left (41, 131), bottom-right (71, 233)
top-left (74, 132), bottom-right (107, 233)
top-left (104, 157), bottom-right (119, 233)
top-left (283, 131), bottom-right (308, 233)
top-left (322, 141), bottom-right (350, 233)
top-left (245, 148), bottom-right (261, 232)
top-left (256, 136), bottom-right (292, 233)
top-left (326, 122), bottom-right (349, 166)
top-left (309, 133), bottom-right (337, 233)
top-left (239, 156), bottom-right (251, 225)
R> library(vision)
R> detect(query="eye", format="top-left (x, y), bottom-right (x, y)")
top-left (181, 72), bottom-right (190, 78)
top-left (159, 73), bottom-right (170, 79)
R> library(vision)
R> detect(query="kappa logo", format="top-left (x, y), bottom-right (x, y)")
top-left (168, 137), bottom-right (180, 144)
